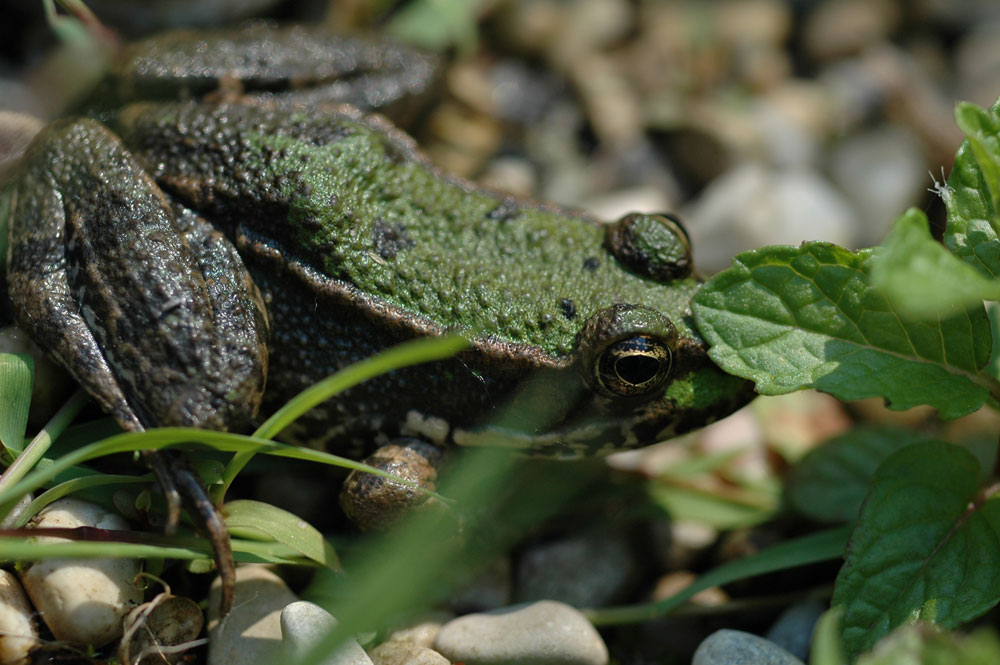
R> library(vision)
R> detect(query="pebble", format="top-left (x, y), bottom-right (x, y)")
top-left (280, 601), bottom-right (372, 665)
top-left (433, 600), bottom-right (609, 665)
top-left (802, 0), bottom-right (900, 60)
top-left (0, 570), bottom-right (38, 665)
top-left (382, 611), bottom-right (452, 647)
top-left (765, 599), bottom-right (827, 661)
top-left (118, 593), bottom-right (204, 665)
top-left (20, 498), bottom-right (142, 647)
top-left (693, 629), bottom-right (806, 665)
top-left (684, 163), bottom-right (857, 273)
top-left (451, 557), bottom-right (512, 613)
top-left (828, 125), bottom-right (926, 246)
top-left (515, 531), bottom-right (638, 607)
top-left (369, 640), bottom-right (449, 665)
top-left (208, 565), bottom-right (298, 665)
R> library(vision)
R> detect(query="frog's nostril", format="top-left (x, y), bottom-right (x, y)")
top-left (604, 212), bottom-right (692, 282)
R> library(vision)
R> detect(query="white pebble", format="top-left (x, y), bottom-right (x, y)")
top-left (20, 498), bottom-right (142, 647)
top-left (434, 600), bottom-right (608, 665)
top-left (280, 601), bottom-right (372, 665)
top-left (0, 570), bottom-right (38, 665)
top-left (208, 565), bottom-right (298, 665)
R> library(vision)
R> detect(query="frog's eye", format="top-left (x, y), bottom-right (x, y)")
top-left (576, 304), bottom-right (678, 399)
top-left (595, 335), bottom-right (672, 397)
top-left (605, 212), bottom-right (692, 282)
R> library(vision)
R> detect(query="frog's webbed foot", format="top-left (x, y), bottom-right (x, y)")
top-left (339, 439), bottom-right (445, 530)
top-left (7, 119), bottom-right (268, 616)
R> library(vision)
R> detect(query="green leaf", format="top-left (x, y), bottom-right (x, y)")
top-left (692, 242), bottom-right (992, 419)
top-left (223, 500), bottom-right (339, 570)
top-left (647, 482), bottom-right (776, 529)
top-left (786, 427), bottom-right (938, 524)
top-left (386, 0), bottom-right (484, 53)
top-left (0, 353), bottom-right (32, 455)
top-left (872, 209), bottom-right (1000, 318)
top-left (833, 441), bottom-right (1000, 660)
top-left (857, 625), bottom-right (1000, 665)
top-left (944, 100), bottom-right (1000, 280)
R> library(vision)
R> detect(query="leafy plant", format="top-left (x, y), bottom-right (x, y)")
top-left (691, 98), bottom-right (1000, 660)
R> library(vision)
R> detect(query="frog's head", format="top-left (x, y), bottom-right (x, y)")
top-left (453, 213), bottom-right (754, 458)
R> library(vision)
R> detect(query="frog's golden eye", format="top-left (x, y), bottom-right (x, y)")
top-left (595, 335), bottom-right (672, 397)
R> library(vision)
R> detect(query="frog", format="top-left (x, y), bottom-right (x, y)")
top-left (3, 23), bottom-right (754, 613)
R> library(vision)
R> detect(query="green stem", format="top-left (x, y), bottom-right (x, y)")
top-left (0, 389), bottom-right (88, 521)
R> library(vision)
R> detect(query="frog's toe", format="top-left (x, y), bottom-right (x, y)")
top-left (339, 439), bottom-right (444, 530)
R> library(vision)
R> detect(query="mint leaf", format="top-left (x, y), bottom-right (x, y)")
top-left (786, 426), bottom-right (937, 524)
top-left (833, 441), bottom-right (1000, 660)
top-left (692, 243), bottom-right (992, 419)
top-left (945, 100), bottom-right (1000, 279)
top-left (872, 208), bottom-right (1000, 317)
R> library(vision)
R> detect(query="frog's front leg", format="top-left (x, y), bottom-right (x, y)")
top-left (7, 117), bottom-right (269, 614)
top-left (340, 439), bottom-right (445, 530)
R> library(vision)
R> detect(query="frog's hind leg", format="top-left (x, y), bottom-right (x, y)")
top-left (7, 118), bottom-right (268, 616)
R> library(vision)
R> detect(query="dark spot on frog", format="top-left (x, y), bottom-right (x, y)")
top-left (583, 256), bottom-right (600, 272)
top-left (372, 220), bottom-right (415, 260)
top-left (486, 197), bottom-right (520, 223)
top-left (560, 298), bottom-right (576, 320)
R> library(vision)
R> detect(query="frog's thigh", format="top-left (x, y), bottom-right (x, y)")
top-left (7, 118), bottom-right (267, 431)
top-left (339, 439), bottom-right (444, 530)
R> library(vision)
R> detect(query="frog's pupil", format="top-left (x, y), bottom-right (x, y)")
top-left (616, 354), bottom-right (660, 385)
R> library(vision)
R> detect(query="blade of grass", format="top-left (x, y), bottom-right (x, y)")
top-left (0, 428), bottom-right (449, 515)
top-left (216, 334), bottom-right (470, 502)
top-left (16, 472), bottom-right (154, 527)
top-left (0, 390), bottom-right (89, 521)
top-left (583, 526), bottom-right (850, 625)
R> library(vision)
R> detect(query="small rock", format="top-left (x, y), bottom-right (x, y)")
top-left (382, 611), bottom-right (452, 648)
top-left (280, 601), bottom-right (372, 665)
top-left (684, 163), bottom-right (856, 273)
top-left (451, 557), bottom-right (512, 613)
top-left (765, 599), bottom-right (827, 661)
top-left (828, 126), bottom-right (927, 247)
top-left (369, 640), bottom-right (450, 665)
top-left (119, 593), bottom-right (204, 665)
top-left (208, 565), bottom-right (298, 665)
top-left (21, 498), bottom-right (142, 647)
top-left (802, 0), bottom-right (900, 60)
top-left (434, 600), bottom-right (609, 665)
top-left (0, 569), bottom-right (38, 665)
top-left (515, 531), bottom-right (638, 607)
top-left (693, 629), bottom-right (805, 665)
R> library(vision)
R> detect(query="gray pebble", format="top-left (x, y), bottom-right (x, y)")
top-left (693, 629), bottom-right (805, 665)
top-left (434, 600), bottom-right (608, 665)
top-left (515, 531), bottom-right (638, 608)
top-left (765, 600), bottom-right (826, 661)
top-left (280, 601), bottom-right (372, 665)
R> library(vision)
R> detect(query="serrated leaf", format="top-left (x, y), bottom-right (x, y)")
top-left (833, 441), bottom-right (1000, 660)
top-left (857, 625), bottom-right (1000, 665)
top-left (872, 209), bottom-right (1000, 318)
top-left (222, 499), bottom-right (339, 570)
top-left (945, 100), bottom-right (1000, 279)
top-left (692, 242), bottom-right (992, 419)
top-left (0, 353), bottom-right (33, 455)
top-left (786, 427), bottom-right (937, 524)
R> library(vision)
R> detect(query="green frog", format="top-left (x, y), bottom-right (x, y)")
top-left (4, 23), bottom-right (752, 606)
